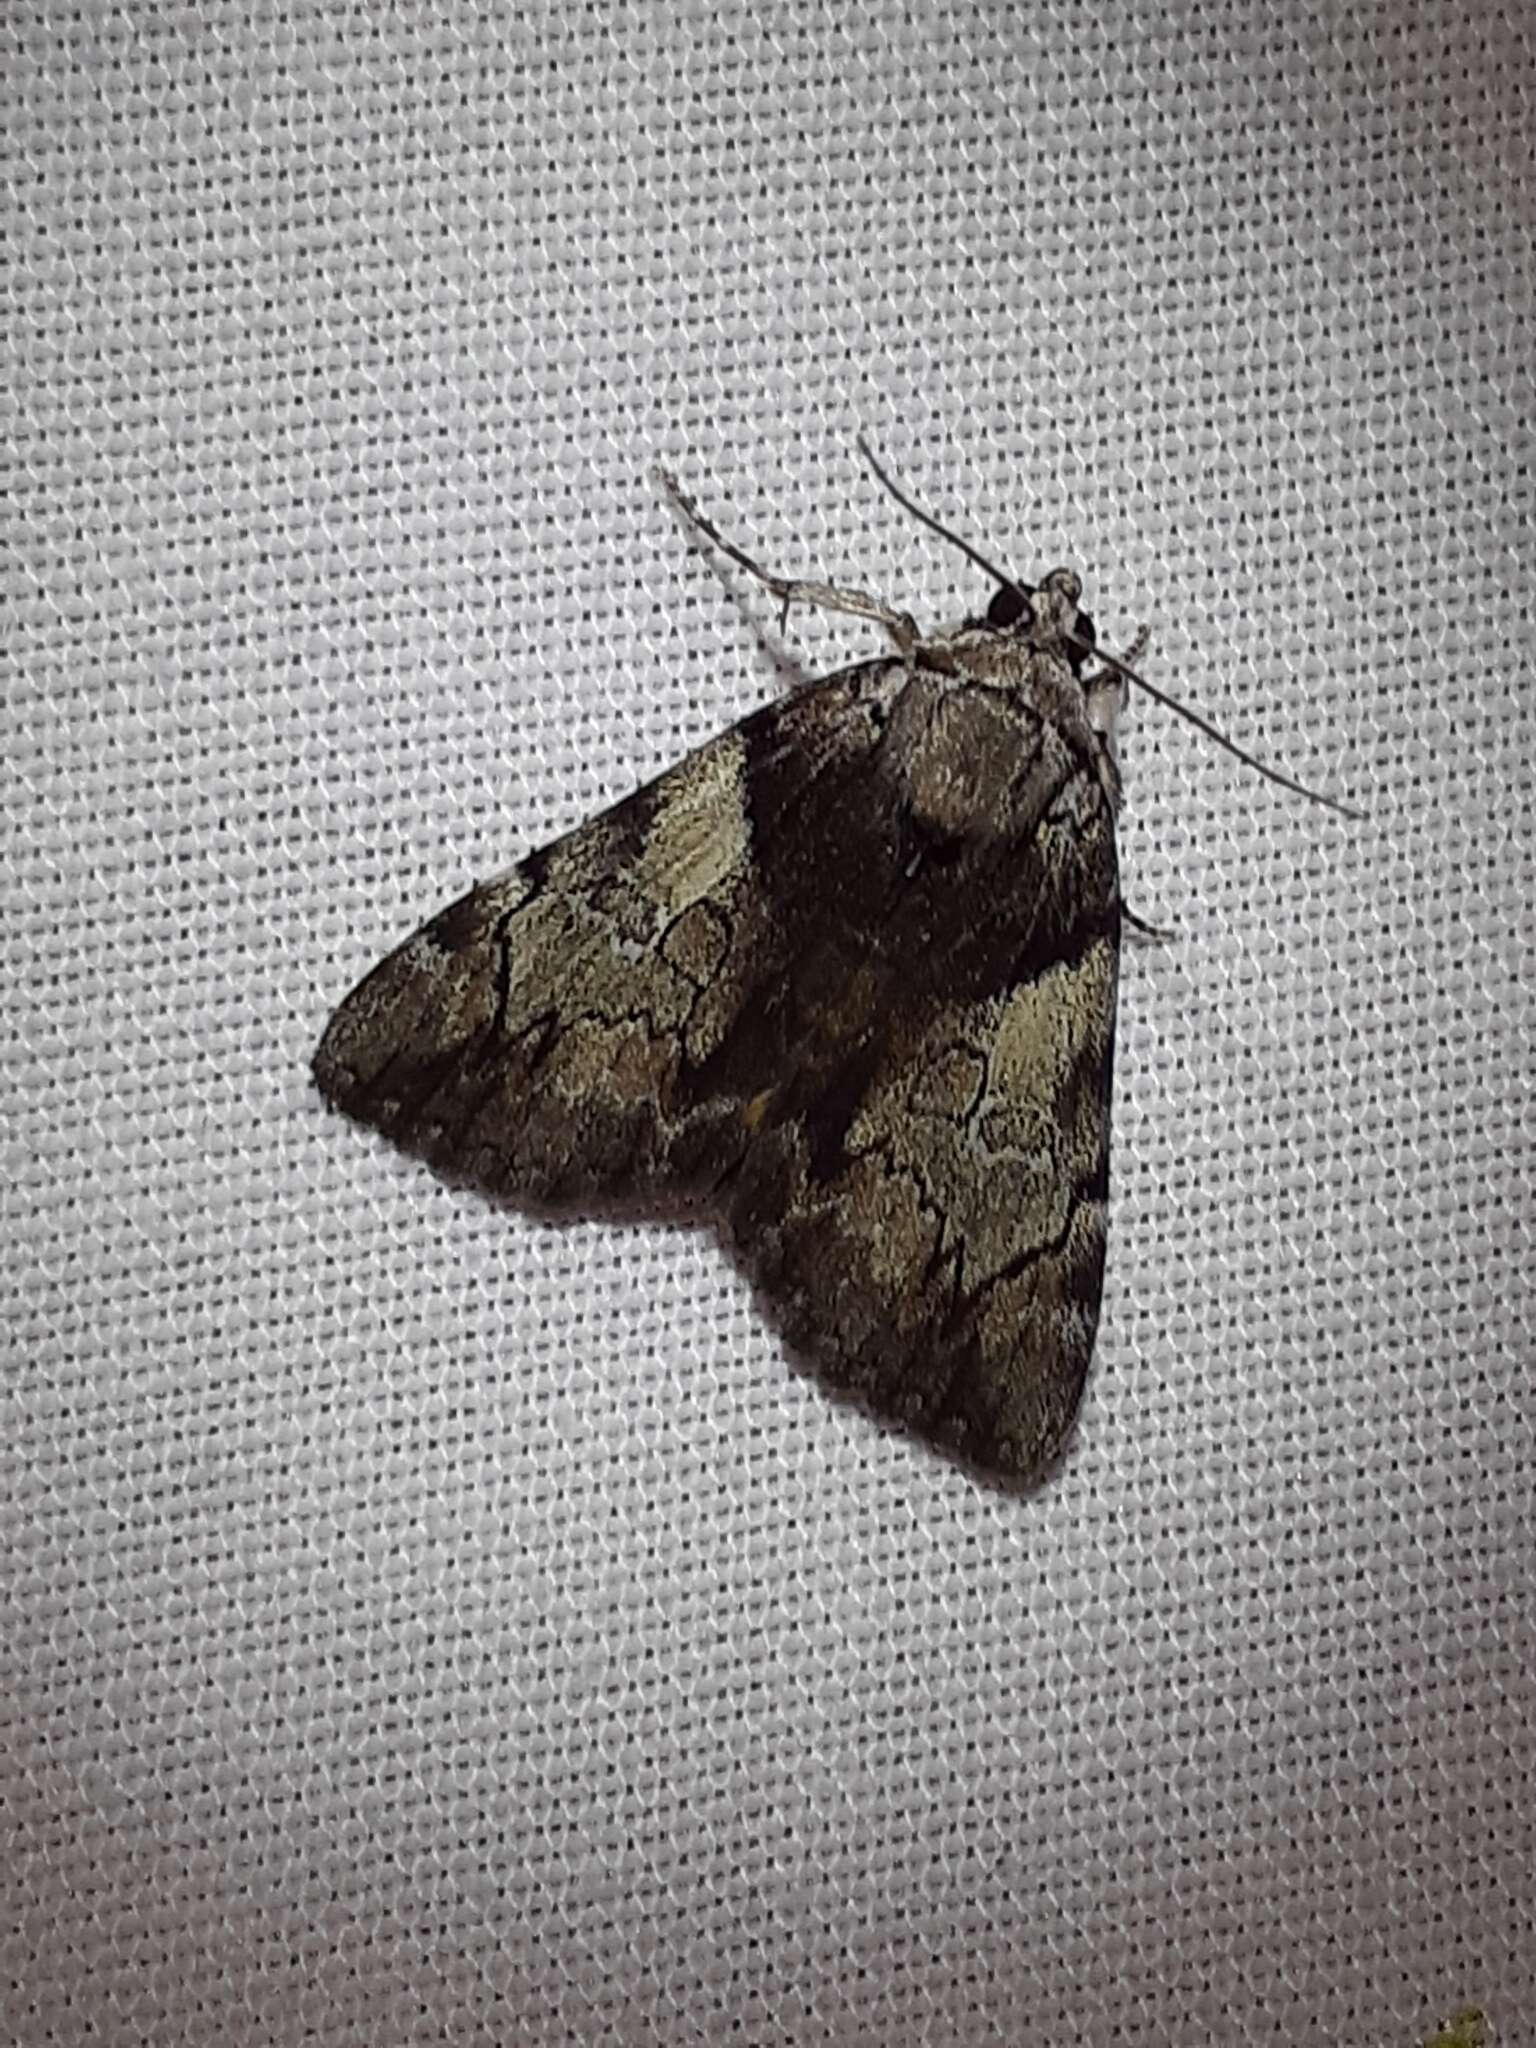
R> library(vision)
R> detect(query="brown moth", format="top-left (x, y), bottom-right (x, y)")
top-left (314, 454), bottom-right (1348, 1480)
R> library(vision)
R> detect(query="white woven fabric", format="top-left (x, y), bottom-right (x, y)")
top-left (5, 3), bottom-right (1532, 2043)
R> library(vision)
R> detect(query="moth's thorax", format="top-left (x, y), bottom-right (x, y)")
top-left (903, 566), bottom-right (1118, 819)
top-left (915, 638), bottom-right (1090, 741)
top-left (919, 624), bottom-right (1080, 695)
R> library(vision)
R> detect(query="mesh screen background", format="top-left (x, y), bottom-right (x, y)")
top-left (4, 4), bottom-right (1532, 2044)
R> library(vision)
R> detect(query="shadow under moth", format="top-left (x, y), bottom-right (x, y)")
top-left (314, 448), bottom-right (1353, 1483)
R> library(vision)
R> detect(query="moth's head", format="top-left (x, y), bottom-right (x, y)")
top-left (978, 566), bottom-right (1097, 676)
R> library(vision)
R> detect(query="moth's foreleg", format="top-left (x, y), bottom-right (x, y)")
top-left (1083, 626), bottom-right (1150, 784)
top-left (1083, 627), bottom-right (1150, 738)
top-left (655, 466), bottom-right (920, 653)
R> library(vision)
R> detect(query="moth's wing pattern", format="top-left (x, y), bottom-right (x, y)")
top-left (317, 635), bottom-right (1120, 1479)
top-left (313, 658), bottom-right (913, 1204)
top-left (715, 725), bottom-right (1120, 1478)
top-left (727, 955), bottom-right (1117, 1478)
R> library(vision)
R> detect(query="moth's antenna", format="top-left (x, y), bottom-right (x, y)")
top-left (1071, 633), bottom-right (1363, 820)
top-left (857, 437), bottom-right (1360, 822)
top-left (856, 436), bottom-right (1030, 610)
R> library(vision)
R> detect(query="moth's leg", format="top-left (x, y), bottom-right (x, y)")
top-left (1087, 625), bottom-right (1170, 936)
top-left (1124, 903), bottom-right (1175, 943)
top-left (656, 467), bottom-right (921, 653)
top-left (1081, 626), bottom-right (1155, 708)
top-left (1083, 626), bottom-right (1150, 772)
top-left (1085, 675), bottom-right (1124, 752)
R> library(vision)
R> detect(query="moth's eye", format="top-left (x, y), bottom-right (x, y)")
top-left (986, 584), bottom-right (1032, 629)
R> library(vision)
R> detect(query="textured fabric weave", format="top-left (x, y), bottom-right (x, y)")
top-left (4, 3), bottom-right (1532, 2043)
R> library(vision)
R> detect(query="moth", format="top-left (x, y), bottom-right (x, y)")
top-left (314, 449), bottom-right (1352, 1481)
